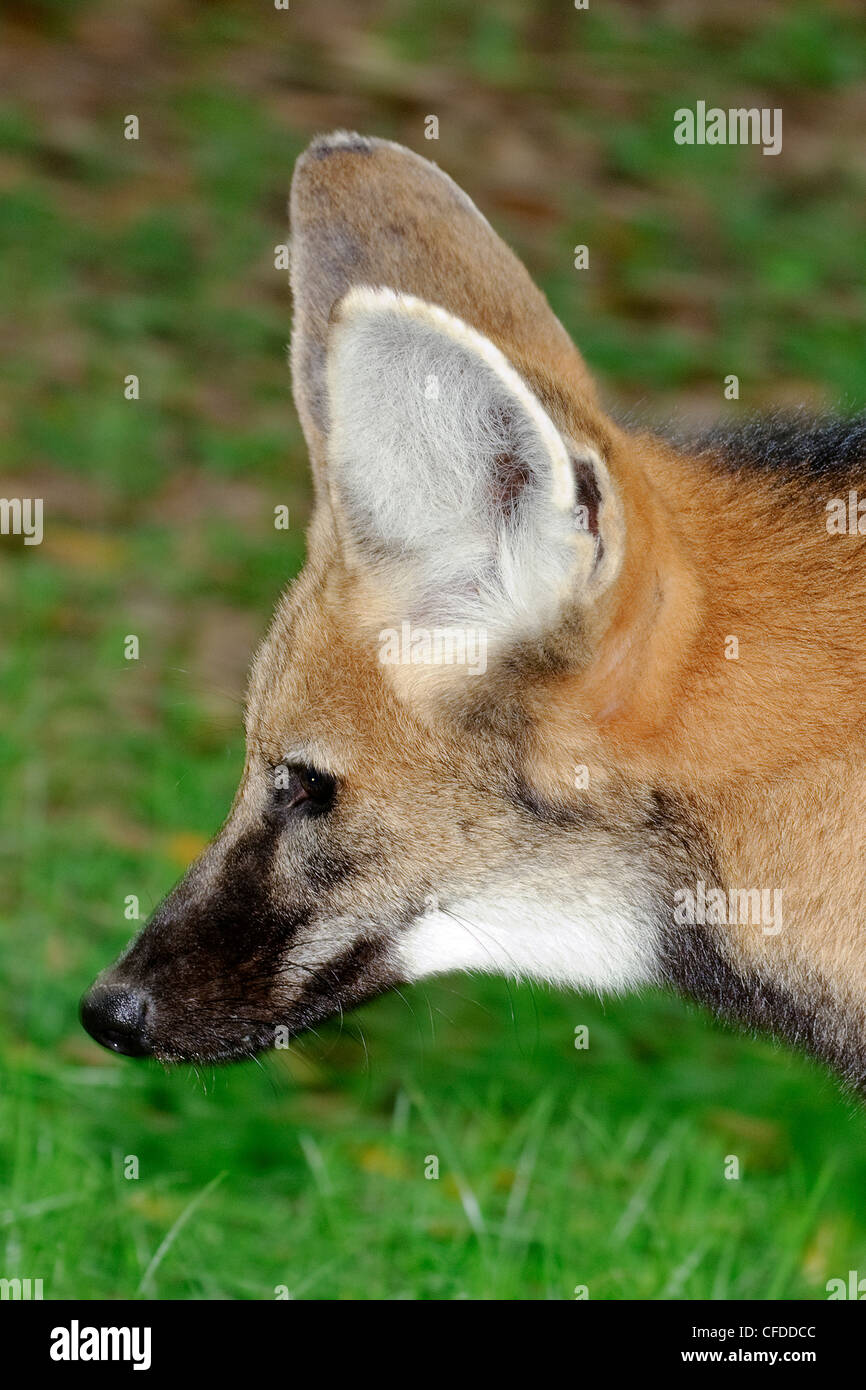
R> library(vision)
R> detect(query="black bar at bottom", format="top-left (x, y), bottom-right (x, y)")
top-left (1, 1297), bottom-right (858, 1375)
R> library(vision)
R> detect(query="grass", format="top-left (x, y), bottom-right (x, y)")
top-left (1, 0), bottom-right (866, 1299)
top-left (3, 964), bottom-right (865, 1299)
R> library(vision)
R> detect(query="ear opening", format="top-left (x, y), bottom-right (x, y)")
top-left (326, 288), bottom-right (623, 660)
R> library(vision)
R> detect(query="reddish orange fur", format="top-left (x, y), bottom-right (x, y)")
top-left (291, 137), bottom-right (866, 1017)
top-left (81, 132), bottom-right (866, 1082)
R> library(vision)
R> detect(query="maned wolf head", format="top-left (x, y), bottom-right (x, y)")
top-left (82, 133), bottom-right (866, 1090)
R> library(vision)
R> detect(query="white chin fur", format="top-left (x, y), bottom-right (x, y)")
top-left (397, 896), bottom-right (655, 994)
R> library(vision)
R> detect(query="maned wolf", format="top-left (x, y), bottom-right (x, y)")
top-left (82, 133), bottom-right (866, 1091)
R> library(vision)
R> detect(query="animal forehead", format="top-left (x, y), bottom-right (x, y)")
top-left (245, 576), bottom-right (430, 768)
top-left (244, 557), bottom-right (520, 780)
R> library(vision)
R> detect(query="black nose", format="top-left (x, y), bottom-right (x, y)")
top-left (80, 984), bottom-right (153, 1057)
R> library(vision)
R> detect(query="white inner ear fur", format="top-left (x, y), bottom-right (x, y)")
top-left (326, 288), bottom-right (605, 644)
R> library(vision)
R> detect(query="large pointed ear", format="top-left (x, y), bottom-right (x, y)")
top-left (325, 288), bottom-right (624, 665)
top-left (289, 132), bottom-right (603, 489)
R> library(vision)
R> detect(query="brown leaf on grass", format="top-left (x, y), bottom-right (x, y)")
top-left (41, 525), bottom-right (126, 572)
top-left (357, 1145), bottom-right (410, 1180)
top-left (164, 830), bottom-right (209, 868)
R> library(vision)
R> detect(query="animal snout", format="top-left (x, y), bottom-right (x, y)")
top-left (80, 982), bottom-right (154, 1057)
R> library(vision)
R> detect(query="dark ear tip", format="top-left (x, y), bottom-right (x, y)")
top-left (305, 130), bottom-right (377, 161)
top-left (291, 132), bottom-right (380, 213)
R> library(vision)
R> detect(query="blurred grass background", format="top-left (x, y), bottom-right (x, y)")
top-left (1, 0), bottom-right (866, 1300)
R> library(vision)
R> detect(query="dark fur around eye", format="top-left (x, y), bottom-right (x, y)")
top-left (267, 763), bottom-right (337, 821)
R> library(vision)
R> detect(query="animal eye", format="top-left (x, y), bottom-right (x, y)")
top-left (269, 762), bottom-right (336, 817)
